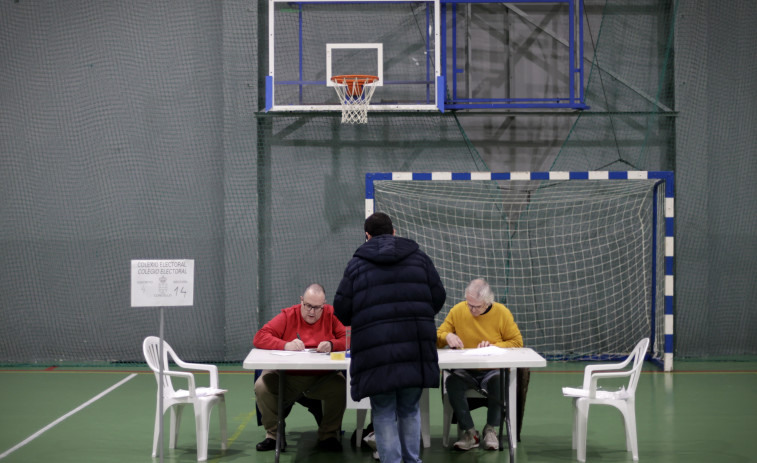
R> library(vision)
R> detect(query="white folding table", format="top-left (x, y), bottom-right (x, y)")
top-left (435, 347), bottom-right (547, 457)
top-left (243, 349), bottom-right (348, 462)
top-left (243, 347), bottom-right (546, 462)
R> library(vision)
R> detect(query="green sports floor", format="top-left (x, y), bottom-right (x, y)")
top-left (1, 361), bottom-right (755, 463)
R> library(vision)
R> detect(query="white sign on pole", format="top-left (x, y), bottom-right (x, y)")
top-left (131, 259), bottom-right (194, 307)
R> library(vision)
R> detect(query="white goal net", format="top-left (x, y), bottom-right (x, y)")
top-left (369, 173), bottom-right (671, 366)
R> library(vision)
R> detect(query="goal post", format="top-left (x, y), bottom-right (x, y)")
top-left (365, 171), bottom-right (674, 371)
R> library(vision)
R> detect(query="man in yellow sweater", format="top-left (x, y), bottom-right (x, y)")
top-left (436, 278), bottom-right (523, 451)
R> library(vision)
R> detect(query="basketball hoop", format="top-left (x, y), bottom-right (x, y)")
top-left (331, 75), bottom-right (379, 124)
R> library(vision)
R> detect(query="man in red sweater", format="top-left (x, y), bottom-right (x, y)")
top-left (253, 283), bottom-right (347, 452)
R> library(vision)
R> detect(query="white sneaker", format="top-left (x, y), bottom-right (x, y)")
top-left (483, 425), bottom-right (499, 450)
top-left (363, 431), bottom-right (380, 460)
top-left (453, 428), bottom-right (479, 451)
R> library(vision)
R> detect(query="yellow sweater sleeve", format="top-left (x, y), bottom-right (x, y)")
top-left (437, 301), bottom-right (467, 347)
top-left (437, 301), bottom-right (523, 348)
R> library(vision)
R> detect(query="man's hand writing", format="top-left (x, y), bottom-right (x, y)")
top-left (446, 333), bottom-right (464, 349)
top-left (284, 339), bottom-right (305, 351)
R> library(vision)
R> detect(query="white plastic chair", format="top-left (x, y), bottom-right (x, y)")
top-left (562, 337), bottom-right (649, 462)
top-left (142, 336), bottom-right (228, 461)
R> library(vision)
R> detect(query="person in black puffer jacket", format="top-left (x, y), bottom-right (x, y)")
top-left (334, 212), bottom-right (446, 463)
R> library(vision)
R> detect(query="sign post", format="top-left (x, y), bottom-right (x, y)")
top-left (131, 259), bottom-right (194, 463)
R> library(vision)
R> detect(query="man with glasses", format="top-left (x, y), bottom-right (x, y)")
top-left (253, 283), bottom-right (347, 452)
top-left (436, 278), bottom-right (523, 451)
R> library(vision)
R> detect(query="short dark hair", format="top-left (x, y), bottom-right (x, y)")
top-left (364, 212), bottom-right (393, 236)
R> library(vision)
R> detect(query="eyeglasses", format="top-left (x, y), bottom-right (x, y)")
top-left (467, 301), bottom-right (487, 311)
top-left (302, 302), bottom-right (324, 312)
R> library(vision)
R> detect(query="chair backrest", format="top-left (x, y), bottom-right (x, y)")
top-left (626, 337), bottom-right (650, 395)
top-left (142, 336), bottom-right (178, 394)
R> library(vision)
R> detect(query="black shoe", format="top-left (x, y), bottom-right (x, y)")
top-left (316, 437), bottom-right (343, 452)
top-left (256, 437), bottom-right (284, 452)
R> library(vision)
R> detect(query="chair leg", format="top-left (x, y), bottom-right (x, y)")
top-left (194, 405), bottom-right (210, 462)
top-left (571, 399), bottom-right (579, 450)
top-left (152, 403), bottom-right (161, 457)
top-left (421, 388), bottom-right (431, 448)
top-left (575, 400), bottom-right (589, 462)
top-left (170, 405), bottom-right (184, 450)
top-left (218, 397), bottom-right (228, 451)
top-left (442, 394), bottom-right (452, 448)
top-left (620, 403), bottom-right (638, 460)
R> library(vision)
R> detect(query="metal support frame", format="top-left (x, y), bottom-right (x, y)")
top-left (265, 0), bottom-right (589, 112)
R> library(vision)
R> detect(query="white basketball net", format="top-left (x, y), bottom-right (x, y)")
top-left (332, 77), bottom-right (378, 124)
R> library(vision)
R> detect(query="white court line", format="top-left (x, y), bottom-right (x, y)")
top-left (0, 373), bottom-right (137, 460)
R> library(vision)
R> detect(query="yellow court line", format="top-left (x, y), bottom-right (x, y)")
top-left (209, 409), bottom-right (257, 463)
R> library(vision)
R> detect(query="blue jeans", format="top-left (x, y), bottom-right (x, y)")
top-left (445, 369), bottom-right (502, 431)
top-left (370, 387), bottom-right (423, 463)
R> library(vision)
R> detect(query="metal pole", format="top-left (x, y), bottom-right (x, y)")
top-left (275, 371), bottom-right (286, 462)
top-left (158, 307), bottom-right (164, 463)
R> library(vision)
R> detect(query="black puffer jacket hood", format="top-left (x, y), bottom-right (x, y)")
top-left (353, 234), bottom-right (419, 264)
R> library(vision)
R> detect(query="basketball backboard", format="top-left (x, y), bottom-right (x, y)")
top-left (266, 0), bottom-right (442, 113)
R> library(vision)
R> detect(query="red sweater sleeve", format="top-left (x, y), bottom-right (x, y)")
top-left (253, 306), bottom-right (297, 350)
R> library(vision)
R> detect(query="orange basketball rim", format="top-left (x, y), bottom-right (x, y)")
top-left (331, 75), bottom-right (380, 97)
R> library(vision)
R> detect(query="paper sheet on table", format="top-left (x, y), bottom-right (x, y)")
top-left (270, 350), bottom-right (296, 356)
top-left (461, 346), bottom-right (510, 356)
top-left (270, 349), bottom-right (319, 356)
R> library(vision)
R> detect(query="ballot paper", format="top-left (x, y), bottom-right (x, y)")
top-left (270, 349), bottom-right (322, 356)
top-left (461, 346), bottom-right (510, 356)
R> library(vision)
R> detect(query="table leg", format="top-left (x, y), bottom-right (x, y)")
top-left (497, 368), bottom-right (517, 462)
top-left (508, 367), bottom-right (517, 449)
top-left (505, 368), bottom-right (517, 462)
top-left (275, 370), bottom-right (285, 463)
top-left (498, 368), bottom-right (505, 451)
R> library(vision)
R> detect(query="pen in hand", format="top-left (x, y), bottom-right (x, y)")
top-left (294, 333), bottom-right (305, 351)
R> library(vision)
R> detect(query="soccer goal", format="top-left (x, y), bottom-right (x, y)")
top-left (366, 172), bottom-right (674, 371)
